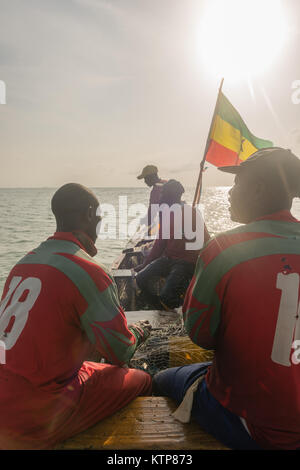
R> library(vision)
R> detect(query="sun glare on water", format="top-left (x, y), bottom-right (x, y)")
top-left (197, 0), bottom-right (288, 82)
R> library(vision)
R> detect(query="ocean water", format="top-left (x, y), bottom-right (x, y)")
top-left (1, 186), bottom-right (300, 295)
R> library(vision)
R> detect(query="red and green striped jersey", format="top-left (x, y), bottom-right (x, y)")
top-left (183, 211), bottom-right (300, 450)
top-left (0, 232), bottom-right (149, 448)
top-left (0, 232), bottom-right (140, 386)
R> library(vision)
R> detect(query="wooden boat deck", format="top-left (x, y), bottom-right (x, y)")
top-left (56, 396), bottom-right (228, 450)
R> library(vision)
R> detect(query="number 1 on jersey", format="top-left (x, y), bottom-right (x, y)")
top-left (272, 273), bottom-right (300, 366)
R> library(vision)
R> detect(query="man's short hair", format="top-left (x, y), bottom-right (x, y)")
top-left (218, 147), bottom-right (300, 199)
top-left (161, 179), bottom-right (185, 199)
top-left (51, 183), bottom-right (98, 220)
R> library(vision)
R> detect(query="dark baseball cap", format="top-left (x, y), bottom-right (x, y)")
top-left (137, 165), bottom-right (158, 179)
top-left (218, 147), bottom-right (300, 198)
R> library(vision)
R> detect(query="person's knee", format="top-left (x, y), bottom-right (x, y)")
top-left (136, 259), bottom-right (165, 285)
top-left (125, 368), bottom-right (152, 397)
top-left (139, 370), bottom-right (152, 396)
top-left (152, 368), bottom-right (180, 399)
top-left (135, 270), bottom-right (147, 289)
top-left (152, 370), bottom-right (165, 396)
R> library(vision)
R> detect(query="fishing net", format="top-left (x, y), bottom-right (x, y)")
top-left (129, 313), bottom-right (214, 376)
top-left (86, 312), bottom-right (214, 375)
top-left (113, 234), bottom-right (214, 376)
top-left (114, 269), bottom-right (214, 375)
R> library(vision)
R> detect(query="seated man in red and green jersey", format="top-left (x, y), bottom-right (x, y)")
top-left (153, 147), bottom-right (300, 450)
top-left (0, 183), bottom-right (152, 450)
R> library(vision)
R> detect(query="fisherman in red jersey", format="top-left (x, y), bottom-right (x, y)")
top-left (0, 183), bottom-right (152, 449)
top-left (153, 148), bottom-right (300, 450)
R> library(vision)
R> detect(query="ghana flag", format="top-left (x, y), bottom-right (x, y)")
top-left (205, 92), bottom-right (273, 167)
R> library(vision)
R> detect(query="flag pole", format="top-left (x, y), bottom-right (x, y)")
top-left (192, 77), bottom-right (224, 208)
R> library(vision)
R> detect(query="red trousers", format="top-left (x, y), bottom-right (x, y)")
top-left (0, 362), bottom-right (152, 449)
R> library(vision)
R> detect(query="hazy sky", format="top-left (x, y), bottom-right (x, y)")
top-left (0, 0), bottom-right (300, 189)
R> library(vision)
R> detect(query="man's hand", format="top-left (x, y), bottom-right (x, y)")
top-left (128, 320), bottom-right (152, 345)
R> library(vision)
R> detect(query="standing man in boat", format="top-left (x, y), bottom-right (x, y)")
top-left (152, 147), bottom-right (300, 450)
top-left (137, 164), bottom-right (167, 230)
top-left (135, 179), bottom-right (208, 311)
top-left (0, 183), bottom-right (152, 449)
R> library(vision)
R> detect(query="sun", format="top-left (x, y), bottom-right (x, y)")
top-left (196, 0), bottom-right (288, 82)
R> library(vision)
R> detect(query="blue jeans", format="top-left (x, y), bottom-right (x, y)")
top-left (152, 363), bottom-right (261, 450)
top-left (136, 257), bottom-right (195, 309)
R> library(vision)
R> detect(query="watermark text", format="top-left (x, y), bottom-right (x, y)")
top-left (0, 80), bottom-right (6, 104)
top-left (96, 197), bottom-right (204, 251)
top-left (291, 80), bottom-right (300, 105)
top-left (291, 340), bottom-right (300, 365)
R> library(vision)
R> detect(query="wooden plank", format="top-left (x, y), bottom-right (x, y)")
top-left (111, 252), bottom-right (126, 270)
top-left (125, 310), bottom-right (181, 329)
top-left (56, 397), bottom-right (229, 450)
top-left (112, 269), bottom-right (133, 278)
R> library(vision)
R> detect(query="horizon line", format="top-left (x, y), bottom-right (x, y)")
top-left (0, 184), bottom-right (231, 190)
